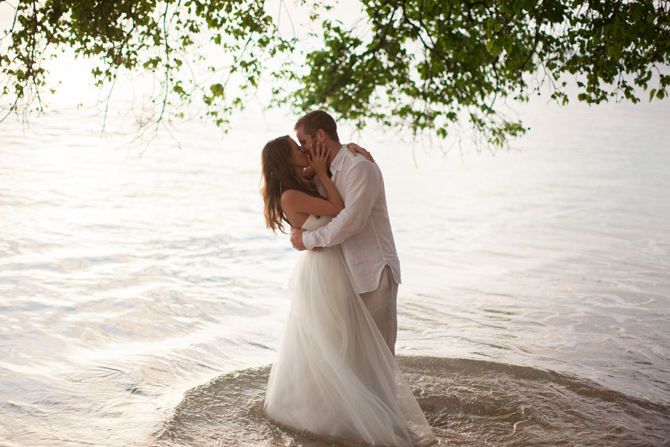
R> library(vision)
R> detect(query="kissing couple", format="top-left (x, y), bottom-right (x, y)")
top-left (260, 110), bottom-right (435, 446)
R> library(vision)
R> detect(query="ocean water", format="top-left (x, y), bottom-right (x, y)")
top-left (1, 91), bottom-right (669, 447)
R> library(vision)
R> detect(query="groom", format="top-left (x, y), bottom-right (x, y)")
top-left (289, 110), bottom-right (401, 355)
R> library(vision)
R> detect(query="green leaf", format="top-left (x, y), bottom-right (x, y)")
top-left (210, 83), bottom-right (224, 98)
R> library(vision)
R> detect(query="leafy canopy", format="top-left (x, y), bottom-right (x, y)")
top-left (1, 0), bottom-right (669, 146)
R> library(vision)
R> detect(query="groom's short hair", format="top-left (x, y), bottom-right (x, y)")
top-left (295, 110), bottom-right (340, 143)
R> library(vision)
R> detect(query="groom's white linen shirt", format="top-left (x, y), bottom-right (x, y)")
top-left (303, 145), bottom-right (401, 294)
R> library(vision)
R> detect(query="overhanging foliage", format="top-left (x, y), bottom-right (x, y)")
top-left (1, 0), bottom-right (669, 146)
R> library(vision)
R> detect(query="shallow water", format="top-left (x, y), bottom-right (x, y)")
top-left (152, 357), bottom-right (670, 447)
top-left (1, 90), bottom-right (669, 446)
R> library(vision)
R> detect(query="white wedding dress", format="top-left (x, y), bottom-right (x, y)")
top-left (264, 215), bottom-right (435, 446)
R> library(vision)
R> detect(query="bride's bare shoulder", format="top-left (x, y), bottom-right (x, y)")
top-left (281, 189), bottom-right (310, 212)
top-left (281, 188), bottom-right (307, 203)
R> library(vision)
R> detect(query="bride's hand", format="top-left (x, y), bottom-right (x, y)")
top-left (346, 143), bottom-right (374, 162)
top-left (308, 141), bottom-right (330, 177)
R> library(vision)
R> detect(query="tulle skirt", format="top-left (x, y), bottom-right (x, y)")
top-left (264, 245), bottom-right (435, 446)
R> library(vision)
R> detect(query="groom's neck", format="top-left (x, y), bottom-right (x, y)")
top-left (325, 139), bottom-right (341, 166)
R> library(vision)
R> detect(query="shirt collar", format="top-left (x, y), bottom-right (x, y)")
top-left (330, 144), bottom-right (348, 176)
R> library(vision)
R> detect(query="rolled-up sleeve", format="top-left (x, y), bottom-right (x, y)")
top-left (303, 161), bottom-right (380, 249)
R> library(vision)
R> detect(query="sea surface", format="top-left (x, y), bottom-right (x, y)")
top-left (1, 88), bottom-right (669, 447)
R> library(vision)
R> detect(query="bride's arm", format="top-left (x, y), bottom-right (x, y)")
top-left (310, 141), bottom-right (344, 211)
top-left (281, 142), bottom-right (344, 218)
top-left (304, 143), bottom-right (369, 180)
top-left (346, 143), bottom-right (374, 162)
top-left (281, 189), bottom-right (343, 218)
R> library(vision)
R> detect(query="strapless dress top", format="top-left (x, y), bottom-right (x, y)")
top-left (301, 215), bottom-right (333, 231)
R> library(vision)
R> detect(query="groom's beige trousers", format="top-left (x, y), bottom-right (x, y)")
top-left (359, 265), bottom-right (398, 356)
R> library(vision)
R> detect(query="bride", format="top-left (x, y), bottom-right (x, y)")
top-left (260, 135), bottom-right (435, 447)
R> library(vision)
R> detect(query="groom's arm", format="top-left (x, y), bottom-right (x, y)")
top-left (302, 161), bottom-right (381, 249)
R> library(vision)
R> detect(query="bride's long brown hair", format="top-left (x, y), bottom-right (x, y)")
top-left (261, 136), bottom-right (322, 233)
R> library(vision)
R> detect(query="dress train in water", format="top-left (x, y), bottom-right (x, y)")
top-left (264, 215), bottom-right (435, 447)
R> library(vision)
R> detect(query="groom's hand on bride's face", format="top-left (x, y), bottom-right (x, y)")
top-left (290, 228), bottom-right (306, 251)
